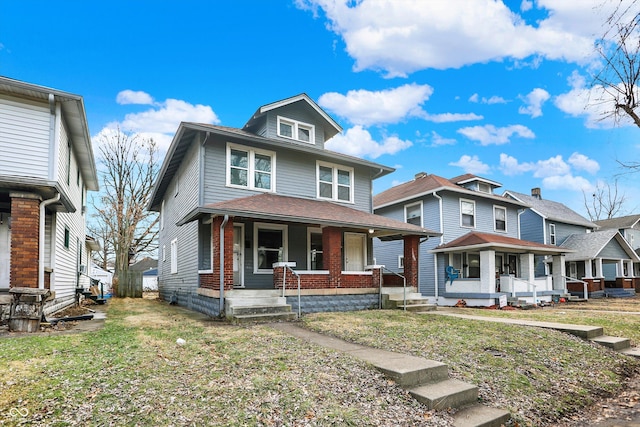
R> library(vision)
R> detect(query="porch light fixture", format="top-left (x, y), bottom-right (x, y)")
top-left (368, 228), bottom-right (374, 234)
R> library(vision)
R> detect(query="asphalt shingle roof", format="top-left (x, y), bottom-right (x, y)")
top-left (594, 214), bottom-right (640, 230)
top-left (559, 229), bottom-right (638, 261)
top-left (431, 231), bottom-right (568, 255)
top-left (505, 190), bottom-right (597, 229)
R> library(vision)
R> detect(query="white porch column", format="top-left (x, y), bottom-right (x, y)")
top-left (552, 254), bottom-right (566, 291)
top-left (595, 258), bottom-right (603, 278)
top-left (520, 253), bottom-right (535, 281)
top-left (584, 259), bottom-right (593, 278)
top-left (480, 249), bottom-right (495, 293)
top-left (626, 260), bottom-right (634, 277)
top-left (617, 260), bottom-right (625, 277)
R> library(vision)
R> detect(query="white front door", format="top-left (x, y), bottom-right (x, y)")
top-left (233, 225), bottom-right (244, 287)
top-left (344, 232), bottom-right (366, 271)
top-left (0, 218), bottom-right (9, 286)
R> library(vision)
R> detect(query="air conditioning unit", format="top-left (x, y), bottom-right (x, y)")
top-left (79, 265), bottom-right (86, 274)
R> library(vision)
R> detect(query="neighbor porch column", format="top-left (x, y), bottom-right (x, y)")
top-left (617, 260), bottom-right (625, 277)
top-left (594, 258), bottom-right (603, 278)
top-left (403, 235), bottom-right (419, 288)
top-left (480, 249), bottom-right (495, 293)
top-left (520, 253), bottom-right (535, 282)
top-left (551, 254), bottom-right (566, 292)
top-left (10, 192), bottom-right (41, 288)
top-left (584, 259), bottom-right (593, 278)
top-left (322, 227), bottom-right (342, 288)
top-left (213, 216), bottom-right (234, 290)
top-left (626, 260), bottom-right (634, 277)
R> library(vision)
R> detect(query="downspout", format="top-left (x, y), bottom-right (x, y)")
top-left (517, 208), bottom-right (525, 240)
top-left (39, 193), bottom-right (61, 289)
top-left (433, 192), bottom-right (443, 301)
top-left (219, 214), bottom-right (229, 316)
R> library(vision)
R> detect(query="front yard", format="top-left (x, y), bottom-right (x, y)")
top-left (1, 296), bottom-right (639, 426)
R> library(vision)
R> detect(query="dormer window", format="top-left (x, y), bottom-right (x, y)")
top-left (478, 182), bottom-right (492, 194)
top-left (277, 116), bottom-right (315, 144)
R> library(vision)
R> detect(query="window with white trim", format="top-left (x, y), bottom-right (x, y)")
top-left (162, 245), bottom-right (166, 262)
top-left (398, 255), bottom-right (404, 269)
top-left (405, 202), bottom-right (422, 226)
top-left (227, 143), bottom-right (275, 191)
top-left (170, 238), bottom-right (178, 274)
top-left (460, 199), bottom-right (475, 228)
top-left (307, 227), bottom-right (324, 270)
top-left (317, 161), bottom-right (353, 203)
top-left (549, 223), bottom-right (556, 245)
top-left (277, 116), bottom-right (315, 144)
top-left (494, 206), bottom-right (507, 232)
top-left (254, 223), bottom-right (288, 273)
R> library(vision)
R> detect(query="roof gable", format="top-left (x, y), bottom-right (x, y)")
top-left (504, 190), bottom-right (597, 229)
top-left (595, 214), bottom-right (640, 230)
top-left (431, 231), bottom-right (569, 255)
top-left (560, 229), bottom-right (640, 261)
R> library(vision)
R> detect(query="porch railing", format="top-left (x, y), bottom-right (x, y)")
top-left (381, 266), bottom-right (406, 310)
top-left (282, 263), bottom-right (301, 318)
top-left (564, 276), bottom-right (588, 301)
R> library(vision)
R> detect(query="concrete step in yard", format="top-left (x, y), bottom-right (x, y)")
top-left (231, 311), bottom-right (296, 324)
top-left (590, 335), bottom-right (631, 351)
top-left (621, 348), bottom-right (640, 359)
top-left (453, 405), bottom-right (512, 427)
top-left (397, 303), bottom-right (438, 312)
top-left (410, 379), bottom-right (478, 410)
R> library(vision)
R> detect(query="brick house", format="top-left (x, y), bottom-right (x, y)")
top-left (0, 77), bottom-right (98, 315)
top-left (148, 94), bottom-right (439, 319)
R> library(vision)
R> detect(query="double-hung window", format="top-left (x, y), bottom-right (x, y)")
top-left (317, 161), bottom-right (353, 203)
top-left (277, 116), bottom-right (315, 144)
top-left (405, 202), bottom-right (422, 226)
top-left (227, 144), bottom-right (275, 191)
top-left (255, 223), bottom-right (288, 273)
top-left (460, 199), bottom-right (475, 228)
top-left (549, 223), bottom-right (556, 245)
top-left (494, 206), bottom-right (507, 232)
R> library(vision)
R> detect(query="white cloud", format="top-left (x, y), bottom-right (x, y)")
top-left (297, 0), bottom-right (608, 76)
top-left (430, 131), bottom-right (456, 146)
top-left (568, 152), bottom-right (600, 174)
top-left (94, 95), bottom-right (220, 152)
top-left (423, 112), bottom-right (483, 123)
top-left (325, 125), bottom-right (412, 159)
top-left (533, 155), bottom-right (571, 178)
top-left (518, 88), bottom-right (550, 118)
top-left (457, 124), bottom-right (535, 145)
top-left (520, 0), bottom-right (533, 12)
top-left (542, 174), bottom-right (594, 192)
top-left (449, 155), bottom-right (490, 174)
top-left (469, 93), bottom-right (508, 104)
top-left (318, 84), bottom-right (433, 126)
top-left (116, 90), bottom-right (154, 105)
top-left (499, 153), bottom-right (535, 176)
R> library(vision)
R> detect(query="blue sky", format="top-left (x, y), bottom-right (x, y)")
top-left (1, 0), bottom-right (639, 216)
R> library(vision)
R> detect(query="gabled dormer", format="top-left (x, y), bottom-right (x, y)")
top-left (242, 93), bottom-right (342, 149)
top-left (451, 174), bottom-right (502, 195)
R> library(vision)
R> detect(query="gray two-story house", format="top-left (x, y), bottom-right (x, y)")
top-left (148, 94), bottom-right (438, 319)
top-left (595, 214), bottom-right (640, 292)
top-left (505, 189), bottom-right (638, 297)
top-left (374, 173), bottom-right (568, 307)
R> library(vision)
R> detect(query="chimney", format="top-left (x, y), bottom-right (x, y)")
top-left (414, 172), bottom-right (427, 180)
top-left (531, 187), bottom-right (541, 199)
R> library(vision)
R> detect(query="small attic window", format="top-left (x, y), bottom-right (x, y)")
top-left (478, 182), bottom-right (492, 194)
top-left (277, 116), bottom-right (314, 144)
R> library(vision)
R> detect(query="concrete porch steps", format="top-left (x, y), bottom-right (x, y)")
top-left (382, 288), bottom-right (437, 312)
top-left (231, 311), bottom-right (296, 324)
top-left (225, 290), bottom-right (296, 323)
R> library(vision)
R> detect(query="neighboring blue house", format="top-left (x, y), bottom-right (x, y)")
top-left (148, 94), bottom-right (438, 319)
top-left (504, 189), bottom-right (639, 297)
top-left (374, 173), bottom-right (569, 307)
top-left (595, 214), bottom-right (640, 292)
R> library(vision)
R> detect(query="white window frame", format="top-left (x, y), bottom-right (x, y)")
top-left (254, 223), bottom-right (288, 274)
top-left (404, 202), bottom-right (423, 227)
top-left (398, 255), bottom-right (404, 270)
top-left (316, 161), bottom-right (354, 203)
top-left (460, 199), bottom-right (476, 228)
top-left (478, 182), bottom-right (492, 194)
top-left (277, 115), bottom-right (315, 144)
top-left (160, 200), bottom-right (165, 231)
top-left (226, 143), bottom-right (276, 192)
top-left (493, 205), bottom-right (507, 233)
top-left (170, 238), bottom-right (178, 274)
top-left (307, 227), bottom-right (325, 271)
top-left (549, 223), bottom-right (557, 245)
top-left (162, 245), bottom-right (166, 262)
top-left (198, 220), bottom-right (214, 274)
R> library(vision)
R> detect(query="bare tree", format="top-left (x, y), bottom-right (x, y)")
top-left (87, 216), bottom-right (114, 271)
top-left (91, 128), bottom-right (159, 297)
top-left (583, 179), bottom-right (627, 220)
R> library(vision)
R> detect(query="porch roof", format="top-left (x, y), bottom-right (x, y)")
top-left (177, 193), bottom-right (441, 240)
top-left (430, 231), bottom-right (572, 255)
top-left (560, 229), bottom-right (640, 262)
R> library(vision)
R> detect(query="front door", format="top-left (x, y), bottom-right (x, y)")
top-left (233, 225), bottom-right (244, 287)
top-left (344, 232), bottom-right (366, 271)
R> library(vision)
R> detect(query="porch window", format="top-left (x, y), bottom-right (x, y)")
top-left (307, 228), bottom-right (324, 270)
top-left (468, 253), bottom-right (480, 278)
top-left (450, 252), bottom-right (480, 278)
top-left (494, 206), bottom-right (506, 232)
top-left (227, 143), bottom-right (275, 191)
top-left (198, 219), bottom-right (212, 272)
top-left (277, 116), bottom-right (315, 144)
top-left (460, 199), bottom-right (475, 228)
top-left (317, 161), bottom-right (353, 203)
top-left (405, 202), bottom-right (422, 226)
top-left (255, 223), bottom-right (288, 273)
top-left (549, 223), bottom-right (556, 245)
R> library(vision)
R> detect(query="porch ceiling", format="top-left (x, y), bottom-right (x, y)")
top-left (177, 193), bottom-right (441, 240)
top-left (430, 231), bottom-right (572, 255)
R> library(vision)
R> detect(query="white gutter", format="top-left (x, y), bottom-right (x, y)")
top-left (39, 193), bottom-right (60, 289)
top-left (433, 192), bottom-right (443, 301)
top-left (219, 214), bottom-right (229, 316)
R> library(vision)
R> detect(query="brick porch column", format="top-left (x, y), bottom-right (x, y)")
top-left (10, 193), bottom-right (41, 288)
top-left (213, 216), bottom-right (234, 290)
top-left (322, 227), bottom-right (342, 288)
top-left (403, 235), bottom-right (419, 288)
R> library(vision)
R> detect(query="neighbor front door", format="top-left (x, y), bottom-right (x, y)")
top-left (344, 232), bottom-right (366, 271)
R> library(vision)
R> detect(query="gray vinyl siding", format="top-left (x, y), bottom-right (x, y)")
top-left (202, 135), bottom-right (373, 212)
top-left (519, 210), bottom-right (544, 243)
top-left (599, 239), bottom-right (630, 259)
top-left (158, 139), bottom-right (201, 295)
top-left (0, 95), bottom-right (50, 179)
top-left (554, 222), bottom-right (590, 246)
top-left (373, 204), bottom-right (408, 274)
top-left (624, 228), bottom-right (640, 250)
top-left (265, 107), bottom-right (327, 148)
